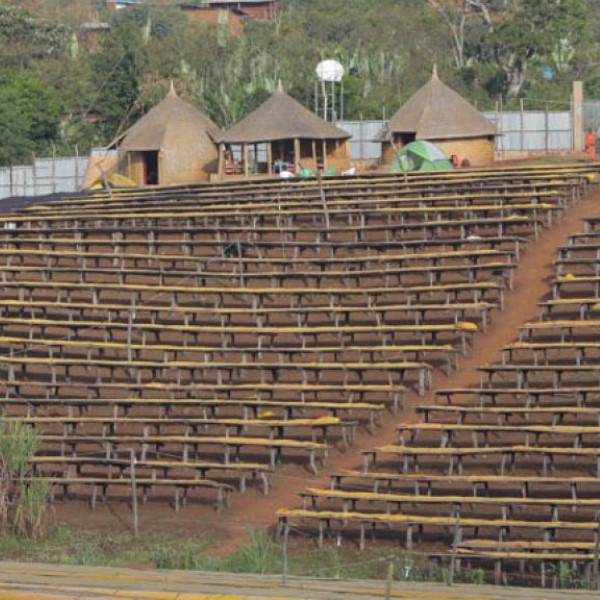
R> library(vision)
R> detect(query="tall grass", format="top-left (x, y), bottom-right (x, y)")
top-left (0, 417), bottom-right (50, 540)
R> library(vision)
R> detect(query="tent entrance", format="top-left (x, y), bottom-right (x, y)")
top-left (142, 151), bottom-right (159, 185)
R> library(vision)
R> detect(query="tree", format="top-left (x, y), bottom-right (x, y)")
top-left (0, 70), bottom-right (63, 165)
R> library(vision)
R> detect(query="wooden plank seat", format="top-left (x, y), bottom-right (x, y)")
top-left (519, 319), bottom-right (600, 341)
top-left (458, 539), bottom-right (595, 552)
top-left (276, 507), bottom-right (600, 551)
top-left (501, 341), bottom-right (600, 365)
top-left (32, 455), bottom-right (272, 494)
top-left (555, 257), bottom-right (600, 277)
top-left (0, 233), bottom-right (528, 260)
top-left (298, 487), bottom-right (600, 522)
top-left (36, 434), bottom-right (329, 474)
top-left (14, 415), bottom-right (356, 448)
top-left (0, 336), bottom-right (460, 376)
top-left (0, 201), bottom-right (559, 228)
top-left (0, 354), bottom-right (432, 395)
top-left (557, 243), bottom-right (600, 260)
top-left (395, 422), bottom-right (600, 448)
top-left (0, 298), bottom-right (498, 330)
top-left (3, 397), bottom-right (384, 430)
top-left (416, 404), bottom-right (600, 426)
top-left (538, 297), bottom-right (600, 319)
top-left (27, 188), bottom-right (567, 217)
top-left (361, 444), bottom-right (600, 477)
top-left (552, 275), bottom-right (600, 298)
top-left (2, 215), bottom-right (544, 244)
top-left (435, 387), bottom-right (600, 411)
top-left (0, 246), bottom-right (516, 269)
top-left (0, 316), bottom-right (478, 354)
top-left (0, 216), bottom-right (541, 247)
top-left (0, 280), bottom-right (505, 309)
top-left (477, 363), bottom-right (600, 389)
top-left (2, 381), bottom-right (405, 411)
top-left (32, 166), bottom-right (592, 209)
top-left (0, 260), bottom-right (517, 289)
top-left (329, 469), bottom-right (600, 500)
top-left (39, 476), bottom-right (235, 511)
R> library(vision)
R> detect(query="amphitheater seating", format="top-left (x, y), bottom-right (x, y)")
top-left (277, 170), bottom-right (600, 586)
top-left (0, 165), bottom-right (594, 527)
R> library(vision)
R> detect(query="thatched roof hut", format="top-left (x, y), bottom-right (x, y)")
top-left (115, 83), bottom-right (222, 185)
top-left (376, 67), bottom-right (497, 166)
top-left (217, 83), bottom-right (351, 177)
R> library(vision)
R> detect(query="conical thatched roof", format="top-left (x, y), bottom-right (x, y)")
top-left (219, 83), bottom-right (350, 144)
top-left (117, 83), bottom-right (222, 152)
top-left (375, 66), bottom-right (496, 142)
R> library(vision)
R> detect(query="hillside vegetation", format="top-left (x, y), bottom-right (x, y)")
top-left (0, 0), bottom-right (599, 165)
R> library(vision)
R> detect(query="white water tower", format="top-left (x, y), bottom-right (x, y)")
top-left (315, 59), bottom-right (345, 122)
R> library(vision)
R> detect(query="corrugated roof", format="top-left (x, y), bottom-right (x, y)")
top-left (375, 67), bottom-right (496, 142)
top-left (219, 83), bottom-right (351, 144)
top-left (116, 84), bottom-right (221, 152)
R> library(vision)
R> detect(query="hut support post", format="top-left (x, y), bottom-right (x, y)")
top-left (293, 138), bottom-right (300, 173)
top-left (312, 140), bottom-right (317, 169)
top-left (243, 144), bottom-right (249, 176)
top-left (322, 140), bottom-right (327, 170)
top-left (218, 144), bottom-right (225, 177)
top-left (267, 143), bottom-right (273, 174)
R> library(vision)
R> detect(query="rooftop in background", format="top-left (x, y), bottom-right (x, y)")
top-left (106, 0), bottom-right (279, 22)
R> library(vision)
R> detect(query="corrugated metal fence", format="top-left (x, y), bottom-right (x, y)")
top-left (339, 110), bottom-right (574, 160)
top-left (0, 155), bottom-right (88, 200)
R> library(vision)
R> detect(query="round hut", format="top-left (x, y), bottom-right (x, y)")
top-left (115, 83), bottom-right (221, 185)
top-left (217, 83), bottom-right (351, 178)
top-left (376, 66), bottom-right (497, 167)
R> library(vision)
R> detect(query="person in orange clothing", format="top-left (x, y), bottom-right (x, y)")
top-left (585, 128), bottom-right (596, 159)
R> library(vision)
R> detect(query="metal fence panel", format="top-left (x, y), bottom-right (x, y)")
top-left (0, 156), bottom-right (89, 200)
top-left (337, 120), bottom-right (384, 160)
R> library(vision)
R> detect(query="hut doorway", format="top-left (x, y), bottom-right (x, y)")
top-left (142, 151), bottom-right (159, 185)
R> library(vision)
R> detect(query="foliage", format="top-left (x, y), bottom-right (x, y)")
top-left (0, 69), bottom-right (63, 165)
top-left (0, 418), bottom-right (50, 540)
top-left (1, 0), bottom-right (600, 164)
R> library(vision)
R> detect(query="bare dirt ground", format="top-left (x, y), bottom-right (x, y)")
top-left (48, 185), bottom-right (600, 557)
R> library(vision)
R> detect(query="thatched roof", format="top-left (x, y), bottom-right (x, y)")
top-left (219, 83), bottom-right (350, 144)
top-left (375, 66), bottom-right (496, 142)
top-left (116, 83), bottom-right (222, 152)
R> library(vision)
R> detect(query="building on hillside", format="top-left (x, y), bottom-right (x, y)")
top-left (217, 83), bottom-right (351, 178)
top-left (106, 1), bottom-right (278, 34)
top-left (375, 66), bottom-right (497, 167)
top-left (111, 83), bottom-right (221, 185)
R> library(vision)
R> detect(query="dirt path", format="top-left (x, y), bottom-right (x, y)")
top-left (207, 186), bottom-right (600, 555)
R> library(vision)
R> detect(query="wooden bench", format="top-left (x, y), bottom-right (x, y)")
top-left (40, 475), bottom-right (234, 512)
top-left (36, 433), bottom-right (329, 474)
top-left (298, 487), bottom-right (600, 522)
top-left (32, 455), bottom-right (272, 494)
top-left (0, 354), bottom-right (432, 395)
top-left (276, 507), bottom-right (600, 551)
top-left (361, 444), bottom-right (600, 476)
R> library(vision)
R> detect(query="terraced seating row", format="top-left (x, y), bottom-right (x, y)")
top-left (278, 195), bottom-right (600, 586)
top-left (2, 166), bottom-right (589, 516)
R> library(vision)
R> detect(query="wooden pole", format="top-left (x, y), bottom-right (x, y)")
top-left (281, 522), bottom-right (289, 587)
top-left (293, 138), bottom-right (300, 174)
top-left (448, 516), bottom-right (461, 586)
top-left (218, 144), bottom-right (225, 177)
top-left (267, 142), bottom-right (273, 175)
top-left (593, 518), bottom-right (600, 590)
top-left (243, 144), bottom-right (249, 176)
top-left (384, 556), bottom-right (394, 600)
top-left (130, 449), bottom-right (139, 538)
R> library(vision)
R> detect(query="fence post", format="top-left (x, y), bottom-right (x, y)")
top-left (31, 152), bottom-right (37, 197)
top-left (281, 521), bottom-right (289, 587)
top-left (75, 145), bottom-right (80, 191)
top-left (519, 98), bottom-right (525, 152)
top-left (9, 162), bottom-right (13, 198)
top-left (52, 145), bottom-right (57, 194)
top-left (360, 116), bottom-right (364, 161)
top-left (130, 449), bottom-right (139, 538)
top-left (545, 105), bottom-right (549, 153)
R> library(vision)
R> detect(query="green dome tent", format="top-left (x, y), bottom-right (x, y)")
top-left (391, 140), bottom-right (454, 173)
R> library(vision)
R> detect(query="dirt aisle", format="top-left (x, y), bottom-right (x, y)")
top-left (207, 186), bottom-right (600, 555)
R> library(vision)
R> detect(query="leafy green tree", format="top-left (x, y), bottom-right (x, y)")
top-left (0, 70), bottom-right (63, 165)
